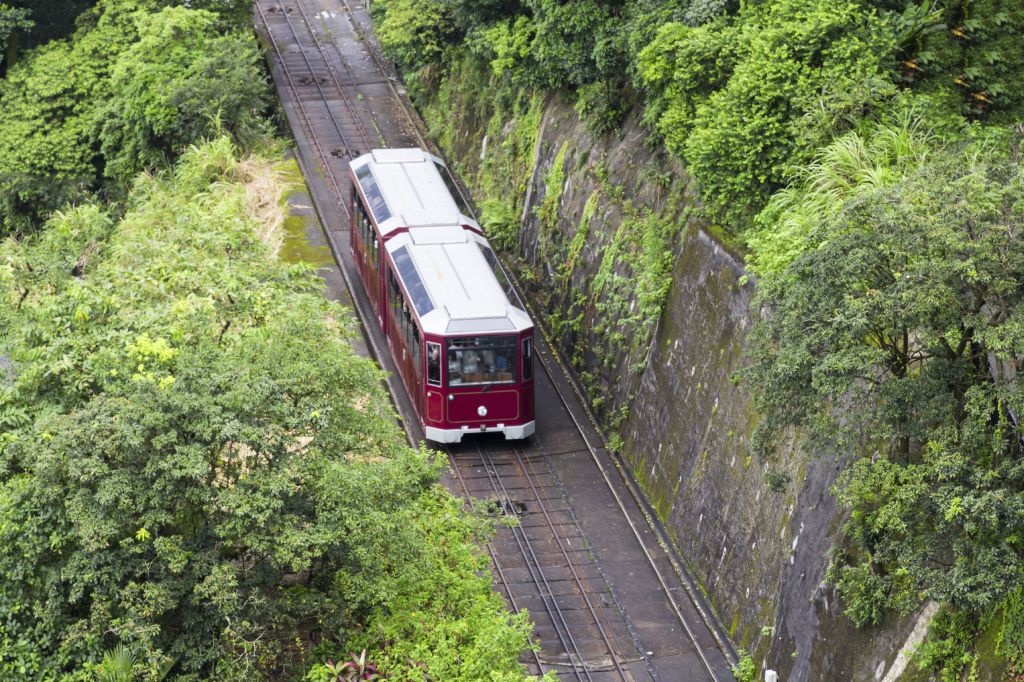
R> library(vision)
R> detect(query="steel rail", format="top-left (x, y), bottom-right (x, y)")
top-left (261, 1), bottom-right (733, 676)
top-left (333, 0), bottom-right (410, 131)
top-left (363, 38), bottom-right (727, 667)
top-left (288, 0), bottom-right (379, 153)
top-left (265, 3), bottom-right (357, 167)
top-left (257, 0), bottom-right (422, 445)
top-left (521, 439), bottom-right (661, 682)
top-left (464, 441), bottom-right (594, 680)
top-left (532, 335), bottom-right (724, 681)
top-left (256, 2), bottom-right (349, 218)
top-left (444, 449), bottom-right (546, 676)
top-left (500, 439), bottom-right (633, 680)
top-left (325, 2), bottom-right (729, 674)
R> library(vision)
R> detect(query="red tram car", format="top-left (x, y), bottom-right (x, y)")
top-left (348, 149), bottom-right (535, 443)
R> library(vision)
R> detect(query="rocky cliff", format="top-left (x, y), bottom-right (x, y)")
top-left (414, 59), bottom-right (926, 680)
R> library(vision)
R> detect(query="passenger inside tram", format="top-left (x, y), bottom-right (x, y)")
top-left (447, 337), bottom-right (517, 385)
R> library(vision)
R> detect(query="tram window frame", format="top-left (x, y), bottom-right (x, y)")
top-left (427, 342), bottom-right (442, 386)
top-left (356, 203), bottom-right (379, 269)
top-left (522, 337), bottom-right (533, 381)
top-left (447, 336), bottom-right (517, 387)
top-left (388, 269), bottom-right (422, 373)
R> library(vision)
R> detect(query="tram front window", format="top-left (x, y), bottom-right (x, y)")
top-left (447, 336), bottom-right (517, 386)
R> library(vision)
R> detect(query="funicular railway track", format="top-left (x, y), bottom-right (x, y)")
top-left (448, 437), bottom-right (640, 679)
top-left (256, 0), bottom-right (377, 202)
top-left (255, 1), bottom-right (735, 678)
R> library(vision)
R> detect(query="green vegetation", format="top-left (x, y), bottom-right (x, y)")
top-left (638, 0), bottom-right (896, 224)
top-left (731, 649), bottom-right (757, 682)
top-left (0, 4), bottom-right (32, 70)
top-left (537, 141), bottom-right (569, 246)
top-left (587, 187), bottom-right (679, 375)
top-left (0, 1), bottom-right (541, 678)
top-left (372, 0), bottom-right (1024, 675)
top-left (0, 137), bottom-right (536, 680)
top-left (372, 0), bottom-right (1024, 233)
top-left (0, 0), bottom-right (270, 235)
top-left (746, 136), bottom-right (1024, 673)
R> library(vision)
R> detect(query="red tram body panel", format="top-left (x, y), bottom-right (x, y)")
top-left (348, 149), bottom-right (535, 443)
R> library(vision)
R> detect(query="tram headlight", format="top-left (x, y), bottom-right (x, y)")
top-left (477, 405), bottom-right (488, 417)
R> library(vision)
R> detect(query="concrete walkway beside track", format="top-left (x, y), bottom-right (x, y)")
top-left (255, 1), bottom-right (737, 678)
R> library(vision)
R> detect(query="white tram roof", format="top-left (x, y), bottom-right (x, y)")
top-left (386, 229), bottom-right (533, 337)
top-left (350, 148), bottom-right (481, 238)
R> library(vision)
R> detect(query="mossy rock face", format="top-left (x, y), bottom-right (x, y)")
top-left (411, 54), bottom-right (929, 681)
top-left (969, 610), bottom-right (1009, 682)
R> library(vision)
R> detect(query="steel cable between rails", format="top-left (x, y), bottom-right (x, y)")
top-left (446, 446), bottom-right (577, 679)
top-left (257, 0), bottom-right (424, 445)
top-left (533, 333), bottom-right (726, 681)
top-left (502, 439), bottom-right (634, 680)
top-left (524, 438), bottom-right (661, 682)
top-left (472, 439), bottom-right (635, 680)
top-left (463, 441), bottom-right (591, 681)
top-left (443, 445), bottom-right (546, 677)
top-left (256, 2), bottom-right (349, 220)
top-left (289, 0), bottom-right (379, 153)
top-left (269, 1), bottom-right (731, 674)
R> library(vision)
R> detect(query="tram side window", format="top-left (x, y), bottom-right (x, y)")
top-left (412, 326), bottom-right (422, 376)
top-left (522, 338), bottom-right (533, 381)
top-left (427, 342), bottom-right (441, 386)
top-left (370, 224), bottom-right (378, 268)
top-left (390, 272), bottom-right (422, 372)
top-left (447, 336), bottom-right (517, 386)
top-left (388, 270), bottom-right (404, 346)
top-left (387, 266), bottom-right (399, 307)
top-left (357, 204), bottom-right (378, 268)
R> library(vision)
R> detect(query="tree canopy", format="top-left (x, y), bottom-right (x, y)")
top-left (0, 0), bottom-right (270, 235)
top-left (0, 4), bottom-right (32, 71)
top-left (372, 0), bottom-right (1024, 230)
top-left (742, 132), bottom-right (1024, 630)
top-left (0, 138), bottom-right (536, 680)
top-left (374, 0), bottom-right (1024, 674)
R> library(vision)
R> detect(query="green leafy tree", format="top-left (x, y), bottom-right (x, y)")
top-left (98, 6), bottom-right (271, 184)
top-left (0, 139), bottom-right (536, 680)
top-left (156, 0), bottom-right (253, 28)
top-left (0, 0), bottom-right (140, 234)
top-left (745, 103), bottom-right (938, 276)
top-left (743, 132), bottom-right (1024, 623)
top-left (443, 0), bottom-right (525, 31)
top-left (638, 0), bottom-right (896, 225)
top-left (371, 0), bottom-right (460, 72)
top-left (0, 3), bottom-right (32, 71)
top-left (1, 1), bottom-right (103, 74)
top-left (903, 0), bottom-right (1024, 119)
top-left (0, 0), bottom-right (271, 235)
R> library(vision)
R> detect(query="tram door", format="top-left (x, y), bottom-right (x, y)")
top-left (425, 341), bottom-right (444, 423)
top-left (521, 336), bottom-right (535, 420)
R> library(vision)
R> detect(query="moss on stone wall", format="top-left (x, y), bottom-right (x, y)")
top-left (406, 46), bottom-right (982, 682)
top-left (414, 56), bottom-right (689, 434)
top-left (417, 54), bottom-right (542, 238)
